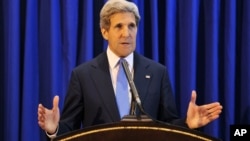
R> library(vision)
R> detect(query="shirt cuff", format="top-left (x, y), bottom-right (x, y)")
top-left (45, 125), bottom-right (59, 139)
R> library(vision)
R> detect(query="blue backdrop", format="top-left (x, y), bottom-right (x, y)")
top-left (1, 0), bottom-right (250, 141)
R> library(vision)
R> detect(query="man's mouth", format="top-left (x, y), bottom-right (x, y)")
top-left (121, 42), bottom-right (130, 45)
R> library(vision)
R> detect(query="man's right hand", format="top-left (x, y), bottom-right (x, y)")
top-left (38, 95), bottom-right (60, 134)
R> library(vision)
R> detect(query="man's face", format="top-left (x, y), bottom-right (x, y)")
top-left (101, 12), bottom-right (137, 57)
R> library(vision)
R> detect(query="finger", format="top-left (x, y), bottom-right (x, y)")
top-left (38, 111), bottom-right (45, 123)
top-left (190, 90), bottom-right (197, 104)
top-left (207, 112), bottom-right (221, 121)
top-left (207, 107), bottom-right (223, 118)
top-left (53, 95), bottom-right (59, 111)
top-left (199, 106), bottom-right (210, 116)
top-left (204, 102), bottom-right (222, 110)
top-left (201, 105), bottom-right (222, 119)
top-left (38, 103), bottom-right (44, 109)
top-left (38, 104), bottom-right (46, 115)
top-left (38, 121), bottom-right (45, 129)
top-left (38, 114), bottom-right (44, 122)
top-left (207, 105), bottom-right (223, 113)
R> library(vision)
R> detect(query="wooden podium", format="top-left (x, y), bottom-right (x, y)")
top-left (53, 115), bottom-right (221, 141)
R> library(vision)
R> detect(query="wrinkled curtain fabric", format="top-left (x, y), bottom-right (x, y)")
top-left (1, 0), bottom-right (249, 141)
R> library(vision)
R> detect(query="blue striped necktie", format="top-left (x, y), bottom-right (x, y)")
top-left (115, 59), bottom-right (130, 118)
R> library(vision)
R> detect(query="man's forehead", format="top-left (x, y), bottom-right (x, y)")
top-left (109, 12), bottom-right (136, 24)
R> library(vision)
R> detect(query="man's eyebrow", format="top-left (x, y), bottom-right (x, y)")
top-left (114, 23), bottom-right (122, 27)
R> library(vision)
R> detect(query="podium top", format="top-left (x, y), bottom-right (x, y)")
top-left (53, 116), bottom-right (221, 141)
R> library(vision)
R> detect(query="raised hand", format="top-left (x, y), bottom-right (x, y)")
top-left (186, 90), bottom-right (223, 129)
top-left (38, 96), bottom-right (60, 134)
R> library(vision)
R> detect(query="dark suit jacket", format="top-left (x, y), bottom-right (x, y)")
top-left (58, 51), bottom-right (187, 135)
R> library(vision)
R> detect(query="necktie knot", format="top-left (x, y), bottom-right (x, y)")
top-left (117, 58), bottom-right (125, 66)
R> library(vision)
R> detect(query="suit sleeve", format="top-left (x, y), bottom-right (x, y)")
top-left (158, 67), bottom-right (188, 128)
top-left (58, 69), bottom-right (84, 135)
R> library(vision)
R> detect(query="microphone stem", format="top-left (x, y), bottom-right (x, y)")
top-left (122, 60), bottom-right (145, 115)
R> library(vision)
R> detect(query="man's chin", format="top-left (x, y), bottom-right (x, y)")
top-left (120, 51), bottom-right (134, 57)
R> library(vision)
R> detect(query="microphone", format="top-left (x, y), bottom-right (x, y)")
top-left (120, 61), bottom-right (170, 123)
top-left (121, 60), bottom-right (145, 115)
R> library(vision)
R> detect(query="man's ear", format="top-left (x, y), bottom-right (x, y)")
top-left (101, 28), bottom-right (108, 40)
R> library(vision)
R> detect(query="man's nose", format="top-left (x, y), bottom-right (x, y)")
top-left (122, 27), bottom-right (130, 37)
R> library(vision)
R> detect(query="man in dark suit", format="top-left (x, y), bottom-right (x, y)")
top-left (38, 0), bottom-right (223, 139)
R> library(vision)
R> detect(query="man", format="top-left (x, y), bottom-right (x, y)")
top-left (37, 0), bottom-right (223, 138)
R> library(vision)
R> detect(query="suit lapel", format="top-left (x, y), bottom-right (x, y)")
top-left (89, 52), bottom-right (121, 121)
top-left (133, 53), bottom-right (152, 105)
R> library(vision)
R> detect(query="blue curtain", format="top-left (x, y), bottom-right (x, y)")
top-left (1, 0), bottom-right (250, 141)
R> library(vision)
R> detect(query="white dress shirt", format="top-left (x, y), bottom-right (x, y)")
top-left (106, 46), bottom-right (133, 104)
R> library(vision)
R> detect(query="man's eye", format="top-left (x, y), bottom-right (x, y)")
top-left (129, 24), bottom-right (136, 29)
top-left (116, 24), bottom-right (122, 29)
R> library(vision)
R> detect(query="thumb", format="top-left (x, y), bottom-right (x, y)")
top-left (53, 95), bottom-right (59, 110)
top-left (190, 90), bottom-right (197, 104)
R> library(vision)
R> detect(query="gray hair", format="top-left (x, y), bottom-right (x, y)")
top-left (100, 0), bottom-right (141, 30)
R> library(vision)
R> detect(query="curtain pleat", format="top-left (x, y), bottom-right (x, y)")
top-left (1, 0), bottom-right (250, 140)
top-left (3, 0), bottom-right (21, 141)
top-left (176, 0), bottom-right (199, 115)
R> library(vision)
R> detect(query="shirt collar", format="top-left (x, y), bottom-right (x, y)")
top-left (107, 46), bottom-right (134, 70)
